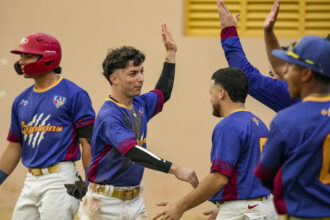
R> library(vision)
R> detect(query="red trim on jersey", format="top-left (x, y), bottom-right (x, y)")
top-left (211, 158), bottom-right (234, 176)
top-left (64, 130), bottom-right (79, 161)
top-left (7, 130), bottom-right (22, 145)
top-left (223, 166), bottom-right (238, 201)
top-left (88, 144), bottom-right (113, 182)
top-left (254, 162), bottom-right (276, 180)
top-left (221, 26), bottom-right (238, 40)
top-left (74, 118), bottom-right (95, 129)
top-left (117, 137), bottom-right (138, 155)
top-left (273, 168), bottom-right (287, 214)
top-left (151, 89), bottom-right (164, 117)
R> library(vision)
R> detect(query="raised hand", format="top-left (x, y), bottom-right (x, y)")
top-left (162, 23), bottom-right (177, 53)
top-left (264, 0), bottom-right (280, 33)
top-left (217, 0), bottom-right (240, 29)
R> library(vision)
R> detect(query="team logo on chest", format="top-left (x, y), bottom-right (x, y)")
top-left (53, 95), bottom-right (66, 109)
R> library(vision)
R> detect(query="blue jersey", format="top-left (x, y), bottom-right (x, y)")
top-left (254, 95), bottom-right (330, 218)
top-left (88, 90), bottom-right (164, 186)
top-left (7, 76), bottom-right (95, 168)
top-left (209, 109), bottom-right (270, 203)
top-left (221, 26), bottom-right (298, 112)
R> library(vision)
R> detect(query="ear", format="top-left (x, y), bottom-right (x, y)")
top-left (218, 88), bottom-right (226, 100)
top-left (301, 68), bottom-right (313, 83)
top-left (110, 73), bottom-right (118, 85)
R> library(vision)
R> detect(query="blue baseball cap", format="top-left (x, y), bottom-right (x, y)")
top-left (272, 35), bottom-right (330, 78)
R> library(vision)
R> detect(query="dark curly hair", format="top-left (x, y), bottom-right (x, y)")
top-left (102, 46), bottom-right (145, 85)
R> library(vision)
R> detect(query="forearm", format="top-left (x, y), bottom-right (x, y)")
top-left (264, 30), bottom-right (287, 75)
top-left (126, 145), bottom-right (172, 173)
top-left (79, 138), bottom-right (92, 168)
top-left (155, 62), bottom-right (175, 102)
top-left (0, 142), bottom-right (22, 176)
top-left (177, 172), bottom-right (227, 212)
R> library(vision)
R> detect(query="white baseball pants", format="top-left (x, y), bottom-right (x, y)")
top-left (12, 162), bottom-right (80, 220)
top-left (216, 195), bottom-right (278, 220)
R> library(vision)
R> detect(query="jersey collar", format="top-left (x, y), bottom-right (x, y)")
top-left (33, 76), bottom-right (63, 93)
top-left (303, 94), bottom-right (330, 102)
top-left (106, 97), bottom-right (133, 110)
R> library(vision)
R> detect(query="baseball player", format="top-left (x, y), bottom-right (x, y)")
top-left (218, 0), bottom-right (298, 112)
top-left (0, 33), bottom-right (95, 220)
top-left (78, 24), bottom-right (199, 220)
top-left (254, 36), bottom-right (330, 219)
top-left (153, 67), bottom-right (278, 220)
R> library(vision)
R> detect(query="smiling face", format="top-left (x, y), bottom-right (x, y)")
top-left (111, 60), bottom-right (144, 98)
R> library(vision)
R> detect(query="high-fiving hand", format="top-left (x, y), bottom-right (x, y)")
top-left (217, 0), bottom-right (240, 29)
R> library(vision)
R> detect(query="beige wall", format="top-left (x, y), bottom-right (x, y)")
top-left (0, 0), bottom-right (295, 218)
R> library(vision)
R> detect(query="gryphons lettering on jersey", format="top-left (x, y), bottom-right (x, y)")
top-left (88, 90), bottom-right (164, 186)
top-left (7, 76), bottom-right (95, 168)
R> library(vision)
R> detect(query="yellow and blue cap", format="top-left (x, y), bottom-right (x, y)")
top-left (272, 35), bottom-right (330, 78)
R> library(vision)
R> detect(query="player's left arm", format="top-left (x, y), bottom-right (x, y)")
top-left (77, 123), bottom-right (94, 186)
top-left (152, 171), bottom-right (228, 220)
top-left (155, 24), bottom-right (177, 103)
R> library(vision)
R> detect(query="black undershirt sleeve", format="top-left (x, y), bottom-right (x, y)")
top-left (126, 146), bottom-right (172, 173)
top-left (76, 124), bottom-right (94, 144)
top-left (155, 62), bottom-right (175, 103)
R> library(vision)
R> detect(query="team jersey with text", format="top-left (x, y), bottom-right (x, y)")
top-left (221, 26), bottom-right (298, 112)
top-left (209, 109), bottom-right (270, 203)
top-left (88, 90), bottom-right (164, 186)
top-left (7, 76), bottom-right (95, 168)
top-left (254, 95), bottom-right (330, 218)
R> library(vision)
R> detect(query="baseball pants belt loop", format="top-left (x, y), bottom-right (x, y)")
top-left (28, 163), bottom-right (60, 176)
top-left (92, 183), bottom-right (141, 200)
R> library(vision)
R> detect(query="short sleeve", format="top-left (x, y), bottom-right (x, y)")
top-left (70, 90), bottom-right (95, 128)
top-left (136, 89), bottom-right (164, 121)
top-left (101, 114), bottom-right (138, 155)
top-left (254, 121), bottom-right (286, 180)
top-left (7, 98), bottom-right (23, 144)
top-left (211, 126), bottom-right (241, 177)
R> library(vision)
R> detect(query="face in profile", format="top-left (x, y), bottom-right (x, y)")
top-left (209, 80), bottom-right (221, 117)
top-left (112, 60), bottom-right (144, 98)
top-left (283, 63), bottom-right (303, 99)
top-left (19, 53), bottom-right (40, 78)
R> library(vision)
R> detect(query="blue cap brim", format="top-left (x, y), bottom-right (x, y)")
top-left (272, 49), bottom-right (320, 73)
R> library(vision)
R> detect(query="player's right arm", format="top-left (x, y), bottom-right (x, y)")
top-left (0, 142), bottom-right (22, 185)
top-left (217, 0), bottom-right (297, 112)
top-left (125, 145), bottom-right (199, 188)
top-left (264, 0), bottom-right (288, 77)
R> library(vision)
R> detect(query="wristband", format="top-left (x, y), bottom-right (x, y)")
top-left (0, 170), bottom-right (8, 185)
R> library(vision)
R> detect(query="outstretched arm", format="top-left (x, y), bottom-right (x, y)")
top-left (264, 0), bottom-right (287, 77)
top-left (217, 0), bottom-right (297, 112)
top-left (126, 145), bottom-right (199, 188)
top-left (0, 142), bottom-right (22, 185)
top-left (155, 24), bottom-right (176, 103)
top-left (152, 172), bottom-right (227, 220)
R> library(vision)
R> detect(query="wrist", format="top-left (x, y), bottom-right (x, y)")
top-left (165, 51), bottom-right (176, 63)
top-left (0, 170), bottom-right (8, 185)
top-left (169, 163), bottom-right (177, 175)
